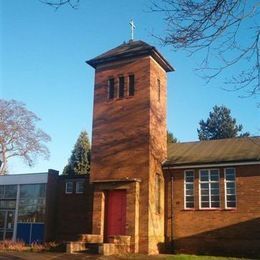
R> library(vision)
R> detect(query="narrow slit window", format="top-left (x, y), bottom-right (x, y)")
top-left (184, 170), bottom-right (195, 209)
top-left (129, 75), bottom-right (135, 96)
top-left (119, 76), bottom-right (125, 98)
top-left (108, 78), bottom-right (115, 99)
top-left (224, 168), bottom-right (236, 208)
top-left (155, 174), bottom-right (161, 214)
top-left (157, 79), bottom-right (161, 102)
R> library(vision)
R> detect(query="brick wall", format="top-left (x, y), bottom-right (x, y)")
top-left (90, 55), bottom-right (169, 254)
top-left (44, 169), bottom-right (59, 241)
top-left (164, 164), bottom-right (260, 257)
top-left (55, 174), bottom-right (93, 241)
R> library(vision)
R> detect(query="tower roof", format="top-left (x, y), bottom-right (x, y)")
top-left (86, 40), bottom-right (174, 72)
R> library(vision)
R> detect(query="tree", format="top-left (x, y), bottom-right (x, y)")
top-left (197, 105), bottom-right (249, 140)
top-left (0, 99), bottom-right (51, 175)
top-left (167, 131), bottom-right (178, 143)
top-left (40, 0), bottom-right (79, 9)
top-left (63, 130), bottom-right (91, 175)
top-left (151, 0), bottom-right (260, 98)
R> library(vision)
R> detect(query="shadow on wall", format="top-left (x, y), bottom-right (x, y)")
top-left (161, 217), bottom-right (260, 258)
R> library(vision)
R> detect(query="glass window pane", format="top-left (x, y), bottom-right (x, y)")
top-left (201, 183), bottom-right (209, 189)
top-left (186, 176), bottom-right (194, 182)
top-left (65, 182), bottom-right (73, 193)
top-left (226, 182), bottom-right (235, 188)
top-left (210, 169), bottom-right (219, 175)
top-left (186, 189), bottom-right (193, 196)
top-left (211, 201), bottom-right (220, 208)
top-left (5, 185), bottom-right (17, 199)
top-left (186, 202), bottom-right (194, 208)
top-left (226, 173), bottom-right (235, 181)
top-left (186, 183), bottom-right (193, 190)
top-left (211, 195), bottom-right (220, 202)
top-left (76, 182), bottom-right (84, 193)
top-left (210, 172), bottom-right (219, 181)
top-left (226, 168), bottom-right (235, 175)
top-left (226, 188), bottom-right (235, 195)
top-left (227, 201), bottom-right (236, 208)
top-left (0, 211), bottom-right (5, 228)
top-left (211, 189), bottom-right (219, 195)
top-left (186, 196), bottom-right (194, 202)
top-left (227, 195), bottom-right (236, 201)
top-left (0, 186), bottom-right (4, 199)
top-left (200, 171), bottom-right (209, 181)
top-left (201, 189), bottom-right (209, 195)
top-left (201, 196), bottom-right (209, 202)
top-left (201, 202), bottom-right (209, 208)
top-left (20, 184), bottom-right (46, 199)
top-left (211, 183), bottom-right (219, 189)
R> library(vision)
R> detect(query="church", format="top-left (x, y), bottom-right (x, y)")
top-left (0, 39), bottom-right (260, 257)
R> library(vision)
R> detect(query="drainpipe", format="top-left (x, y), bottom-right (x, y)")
top-left (170, 174), bottom-right (174, 253)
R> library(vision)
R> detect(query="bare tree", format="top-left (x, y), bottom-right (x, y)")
top-left (0, 99), bottom-right (51, 175)
top-left (39, 0), bottom-right (79, 9)
top-left (151, 0), bottom-right (260, 98)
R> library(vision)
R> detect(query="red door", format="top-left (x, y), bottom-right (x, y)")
top-left (105, 190), bottom-right (126, 239)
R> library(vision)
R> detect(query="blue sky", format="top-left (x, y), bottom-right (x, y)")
top-left (1, 0), bottom-right (259, 174)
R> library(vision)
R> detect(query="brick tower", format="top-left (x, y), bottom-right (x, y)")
top-left (86, 40), bottom-right (173, 254)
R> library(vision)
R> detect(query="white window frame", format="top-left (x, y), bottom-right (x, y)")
top-left (75, 181), bottom-right (84, 194)
top-left (224, 168), bottom-right (237, 209)
top-left (184, 170), bottom-right (195, 209)
top-left (199, 169), bottom-right (220, 209)
top-left (65, 181), bottom-right (73, 194)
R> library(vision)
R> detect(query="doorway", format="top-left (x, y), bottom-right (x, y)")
top-left (0, 210), bottom-right (15, 240)
top-left (105, 190), bottom-right (126, 240)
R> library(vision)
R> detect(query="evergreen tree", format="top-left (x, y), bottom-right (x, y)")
top-left (63, 130), bottom-right (91, 175)
top-left (197, 105), bottom-right (249, 140)
top-left (167, 131), bottom-right (178, 143)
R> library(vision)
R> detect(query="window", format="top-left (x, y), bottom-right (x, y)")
top-left (76, 181), bottom-right (84, 194)
top-left (157, 79), bottom-right (161, 102)
top-left (129, 75), bottom-right (135, 96)
top-left (0, 185), bottom-right (17, 199)
top-left (224, 168), bottom-right (236, 208)
top-left (199, 169), bottom-right (220, 209)
top-left (119, 76), bottom-right (125, 98)
top-left (108, 78), bottom-right (115, 99)
top-left (18, 184), bottom-right (46, 223)
top-left (155, 174), bottom-right (161, 214)
top-left (65, 182), bottom-right (73, 194)
top-left (184, 170), bottom-right (195, 209)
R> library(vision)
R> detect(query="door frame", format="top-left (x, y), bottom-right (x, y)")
top-left (104, 189), bottom-right (127, 241)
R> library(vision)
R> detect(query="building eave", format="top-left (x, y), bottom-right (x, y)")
top-left (163, 160), bottom-right (260, 169)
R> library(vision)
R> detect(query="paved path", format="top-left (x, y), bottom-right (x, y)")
top-left (0, 251), bottom-right (168, 260)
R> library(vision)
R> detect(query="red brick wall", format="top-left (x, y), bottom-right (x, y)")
top-left (45, 169), bottom-right (59, 241)
top-left (90, 55), bottom-right (169, 253)
top-left (164, 164), bottom-right (260, 257)
top-left (55, 174), bottom-right (93, 241)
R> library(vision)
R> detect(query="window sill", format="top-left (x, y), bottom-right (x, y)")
top-left (107, 96), bottom-right (134, 103)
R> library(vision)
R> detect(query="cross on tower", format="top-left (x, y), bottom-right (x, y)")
top-left (129, 19), bottom-right (136, 40)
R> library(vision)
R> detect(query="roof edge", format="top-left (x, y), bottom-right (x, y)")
top-left (163, 159), bottom-right (260, 169)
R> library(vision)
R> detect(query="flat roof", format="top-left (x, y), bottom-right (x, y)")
top-left (0, 172), bottom-right (48, 185)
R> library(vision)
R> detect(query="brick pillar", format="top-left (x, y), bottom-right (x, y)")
top-left (92, 191), bottom-right (105, 238)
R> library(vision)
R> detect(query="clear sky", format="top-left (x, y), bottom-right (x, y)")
top-left (1, 0), bottom-right (259, 174)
